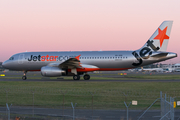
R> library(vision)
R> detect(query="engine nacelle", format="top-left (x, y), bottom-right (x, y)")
top-left (41, 66), bottom-right (66, 77)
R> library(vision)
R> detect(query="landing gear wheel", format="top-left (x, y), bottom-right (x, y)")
top-left (22, 71), bottom-right (27, 80)
top-left (22, 76), bottom-right (27, 80)
top-left (73, 75), bottom-right (80, 80)
top-left (84, 74), bottom-right (90, 80)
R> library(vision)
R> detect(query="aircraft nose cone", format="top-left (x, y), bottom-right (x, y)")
top-left (2, 61), bottom-right (9, 69)
top-left (2, 61), bottom-right (6, 68)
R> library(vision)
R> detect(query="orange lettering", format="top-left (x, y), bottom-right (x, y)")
top-left (55, 56), bottom-right (58, 61)
top-left (46, 55), bottom-right (49, 61)
top-left (50, 56), bottom-right (54, 61)
top-left (41, 56), bottom-right (45, 61)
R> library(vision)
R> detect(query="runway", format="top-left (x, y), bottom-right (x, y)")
top-left (1, 71), bottom-right (180, 82)
top-left (0, 106), bottom-right (180, 120)
top-left (1, 78), bottom-right (180, 82)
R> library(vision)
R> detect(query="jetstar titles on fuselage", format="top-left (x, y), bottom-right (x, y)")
top-left (28, 55), bottom-right (75, 61)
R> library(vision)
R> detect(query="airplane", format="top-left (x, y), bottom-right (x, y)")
top-left (2, 21), bottom-right (177, 80)
top-left (139, 67), bottom-right (164, 72)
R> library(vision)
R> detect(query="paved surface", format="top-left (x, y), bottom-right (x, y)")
top-left (0, 106), bottom-right (180, 120)
top-left (1, 78), bottom-right (180, 82)
top-left (0, 71), bottom-right (180, 82)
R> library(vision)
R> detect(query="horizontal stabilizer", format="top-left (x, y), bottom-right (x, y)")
top-left (151, 53), bottom-right (168, 58)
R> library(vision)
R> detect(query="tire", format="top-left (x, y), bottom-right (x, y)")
top-left (22, 76), bottom-right (27, 80)
top-left (83, 74), bottom-right (90, 80)
top-left (73, 75), bottom-right (80, 80)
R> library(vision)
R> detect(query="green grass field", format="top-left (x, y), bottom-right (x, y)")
top-left (0, 80), bottom-right (180, 109)
top-left (0, 72), bottom-right (180, 110)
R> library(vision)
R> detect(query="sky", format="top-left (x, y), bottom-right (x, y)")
top-left (0, 0), bottom-right (180, 63)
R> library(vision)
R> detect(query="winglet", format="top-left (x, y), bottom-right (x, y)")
top-left (75, 55), bottom-right (81, 60)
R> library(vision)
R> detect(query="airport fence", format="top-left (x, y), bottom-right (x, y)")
top-left (0, 87), bottom-right (180, 120)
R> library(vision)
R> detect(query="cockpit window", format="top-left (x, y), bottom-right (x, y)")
top-left (9, 57), bottom-right (14, 60)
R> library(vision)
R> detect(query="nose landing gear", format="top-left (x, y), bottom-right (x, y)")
top-left (22, 76), bottom-right (27, 80)
top-left (22, 71), bottom-right (27, 80)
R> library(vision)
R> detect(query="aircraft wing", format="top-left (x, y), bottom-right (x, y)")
top-left (47, 55), bottom-right (99, 70)
top-left (59, 57), bottom-right (82, 69)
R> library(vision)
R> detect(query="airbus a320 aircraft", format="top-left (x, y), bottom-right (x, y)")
top-left (2, 21), bottom-right (177, 80)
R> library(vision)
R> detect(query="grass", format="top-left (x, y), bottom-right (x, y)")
top-left (0, 72), bottom-right (180, 110)
top-left (0, 80), bottom-right (179, 109)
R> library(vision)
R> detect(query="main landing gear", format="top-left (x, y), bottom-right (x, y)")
top-left (22, 71), bottom-right (27, 80)
top-left (73, 75), bottom-right (80, 80)
top-left (73, 74), bottom-right (90, 80)
top-left (83, 74), bottom-right (90, 80)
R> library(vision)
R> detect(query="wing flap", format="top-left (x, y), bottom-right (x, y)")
top-left (59, 58), bottom-right (82, 69)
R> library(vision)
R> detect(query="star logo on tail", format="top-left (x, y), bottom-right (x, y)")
top-left (154, 27), bottom-right (169, 47)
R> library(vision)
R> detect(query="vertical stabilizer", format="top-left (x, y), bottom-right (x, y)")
top-left (140, 21), bottom-right (173, 52)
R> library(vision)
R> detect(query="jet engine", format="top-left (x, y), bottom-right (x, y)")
top-left (41, 66), bottom-right (66, 77)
